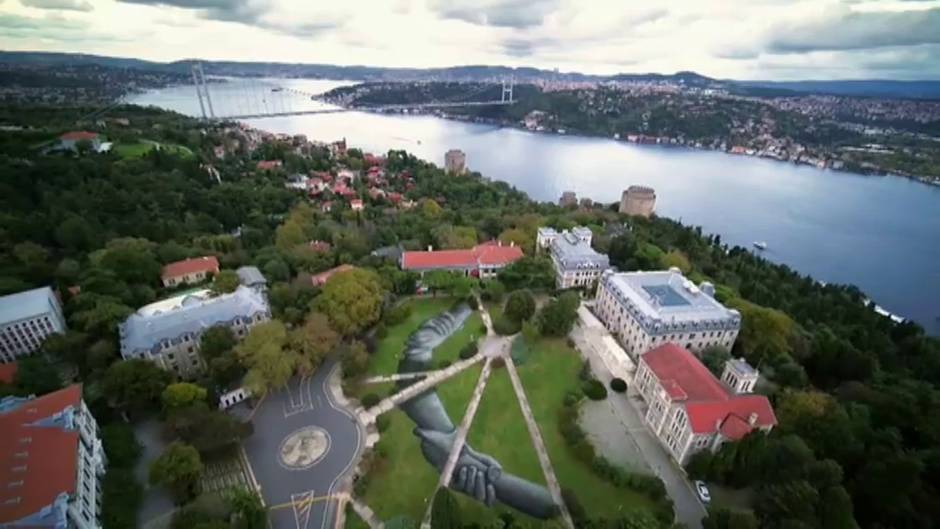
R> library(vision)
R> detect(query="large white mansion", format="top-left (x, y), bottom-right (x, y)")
top-left (536, 226), bottom-right (611, 290)
top-left (595, 269), bottom-right (741, 358)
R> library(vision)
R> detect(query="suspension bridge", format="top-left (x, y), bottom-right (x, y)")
top-left (190, 63), bottom-right (515, 121)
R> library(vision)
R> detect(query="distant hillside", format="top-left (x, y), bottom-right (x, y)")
top-left (736, 80), bottom-right (940, 100)
top-left (2, 50), bottom-right (938, 99)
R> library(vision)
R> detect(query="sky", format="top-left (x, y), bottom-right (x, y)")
top-left (1, 0), bottom-right (939, 80)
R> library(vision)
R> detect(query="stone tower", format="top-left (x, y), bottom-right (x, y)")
top-left (619, 185), bottom-right (657, 217)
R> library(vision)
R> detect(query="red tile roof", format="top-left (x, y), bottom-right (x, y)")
top-left (0, 385), bottom-right (83, 524)
top-left (401, 241), bottom-right (523, 271)
top-left (642, 343), bottom-right (776, 437)
top-left (161, 256), bottom-right (220, 281)
top-left (0, 363), bottom-right (17, 384)
top-left (256, 160), bottom-right (282, 170)
top-left (311, 264), bottom-right (356, 286)
top-left (60, 131), bottom-right (98, 141)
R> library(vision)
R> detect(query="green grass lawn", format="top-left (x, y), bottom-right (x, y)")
top-left (344, 505), bottom-right (370, 529)
top-left (115, 140), bottom-right (195, 160)
top-left (358, 305), bottom-right (660, 524)
top-left (367, 297), bottom-right (482, 377)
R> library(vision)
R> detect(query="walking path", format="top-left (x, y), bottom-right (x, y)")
top-left (439, 357), bottom-right (495, 488)
top-left (361, 354), bottom-right (485, 423)
top-left (362, 371), bottom-right (432, 384)
top-left (504, 355), bottom-right (575, 529)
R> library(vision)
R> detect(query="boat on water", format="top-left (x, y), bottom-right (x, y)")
top-left (753, 241), bottom-right (768, 250)
top-left (271, 88), bottom-right (283, 92)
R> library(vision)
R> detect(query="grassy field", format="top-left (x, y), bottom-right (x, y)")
top-left (344, 505), bottom-right (370, 529)
top-left (356, 298), bottom-right (659, 524)
top-left (366, 297), bottom-right (482, 377)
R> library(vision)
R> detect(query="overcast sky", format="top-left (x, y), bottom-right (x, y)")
top-left (2, 0), bottom-right (939, 80)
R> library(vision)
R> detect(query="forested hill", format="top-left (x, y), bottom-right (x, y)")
top-left (0, 104), bottom-right (938, 529)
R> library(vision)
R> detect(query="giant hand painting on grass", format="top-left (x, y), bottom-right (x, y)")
top-left (395, 304), bottom-right (557, 519)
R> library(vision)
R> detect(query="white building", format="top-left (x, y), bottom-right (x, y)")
top-left (632, 344), bottom-right (776, 464)
top-left (0, 287), bottom-right (67, 363)
top-left (536, 227), bottom-right (610, 289)
top-left (119, 286), bottom-right (270, 377)
top-left (595, 269), bottom-right (740, 358)
top-left (0, 385), bottom-right (106, 529)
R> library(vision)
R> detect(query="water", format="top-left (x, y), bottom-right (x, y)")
top-left (129, 79), bottom-right (940, 335)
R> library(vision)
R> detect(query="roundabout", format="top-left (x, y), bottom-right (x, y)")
top-left (278, 426), bottom-right (331, 470)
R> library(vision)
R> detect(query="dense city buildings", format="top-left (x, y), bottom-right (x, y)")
top-left (444, 149), bottom-right (466, 174)
top-left (0, 385), bottom-right (106, 529)
top-left (160, 256), bottom-right (220, 288)
top-left (119, 286), bottom-right (270, 376)
top-left (620, 186), bottom-right (657, 217)
top-left (401, 241), bottom-right (523, 279)
top-left (632, 343), bottom-right (776, 464)
top-left (559, 191), bottom-right (578, 208)
top-left (536, 226), bottom-right (610, 289)
top-left (0, 287), bottom-right (67, 363)
top-left (595, 269), bottom-right (741, 358)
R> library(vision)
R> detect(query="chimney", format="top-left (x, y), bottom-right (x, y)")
top-left (748, 412), bottom-right (758, 426)
top-left (498, 240), bottom-right (502, 247)
top-left (510, 241), bottom-right (515, 247)
top-left (427, 245), bottom-right (433, 252)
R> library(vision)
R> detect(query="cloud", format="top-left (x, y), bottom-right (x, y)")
top-left (766, 6), bottom-right (940, 53)
top-left (0, 12), bottom-right (134, 42)
top-left (21, 0), bottom-right (93, 11)
top-left (117, 0), bottom-right (343, 37)
top-left (430, 0), bottom-right (561, 28)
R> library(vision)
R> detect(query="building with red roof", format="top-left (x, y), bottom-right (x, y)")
top-left (160, 256), bottom-right (220, 288)
top-left (401, 241), bottom-right (523, 280)
top-left (632, 343), bottom-right (775, 464)
top-left (58, 131), bottom-right (102, 153)
top-left (256, 160), bottom-right (283, 171)
top-left (0, 384), bottom-right (105, 529)
top-left (311, 264), bottom-right (356, 287)
top-left (309, 240), bottom-right (332, 253)
top-left (350, 199), bottom-right (364, 211)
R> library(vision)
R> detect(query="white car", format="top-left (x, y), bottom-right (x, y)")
top-left (694, 480), bottom-right (711, 503)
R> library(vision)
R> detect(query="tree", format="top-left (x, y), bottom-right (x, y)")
top-left (421, 198), bottom-right (443, 218)
top-left (498, 228), bottom-right (532, 254)
top-left (340, 340), bottom-right (370, 378)
top-left (537, 291), bottom-right (580, 336)
top-left (71, 295), bottom-right (133, 336)
top-left (210, 269), bottom-right (240, 294)
top-left (199, 326), bottom-right (237, 361)
top-left (101, 423), bottom-right (141, 468)
top-left (235, 321), bottom-right (297, 395)
top-left (95, 237), bottom-right (161, 285)
top-left (702, 507), bottom-right (759, 529)
top-left (149, 442), bottom-right (203, 503)
top-left (55, 215), bottom-right (97, 252)
top-left (701, 345), bottom-right (732, 377)
top-left (103, 359), bottom-right (172, 416)
top-left (226, 487), bottom-right (266, 529)
top-left (430, 488), bottom-right (461, 529)
top-left (521, 320), bottom-right (540, 343)
top-left (504, 289), bottom-right (536, 323)
top-left (167, 403), bottom-right (253, 456)
top-left (290, 312), bottom-right (339, 375)
top-left (498, 256), bottom-right (554, 290)
top-left (13, 355), bottom-right (62, 396)
top-left (660, 249), bottom-right (692, 273)
top-left (262, 258), bottom-right (290, 282)
top-left (481, 279), bottom-right (506, 303)
top-left (431, 224), bottom-right (477, 249)
top-left (161, 382), bottom-right (208, 412)
top-left (314, 268), bottom-right (384, 336)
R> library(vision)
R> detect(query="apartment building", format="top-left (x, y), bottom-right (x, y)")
top-left (594, 269), bottom-right (741, 358)
top-left (0, 287), bottom-right (67, 363)
top-left (0, 385), bottom-right (106, 529)
top-left (633, 343), bottom-right (776, 464)
top-left (536, 226), bottom-right (610, 289)
top-left (119, 286), bottom-right (270, 376)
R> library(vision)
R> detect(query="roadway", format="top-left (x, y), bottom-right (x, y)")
top-left (241, 360), bottom-right (363, 529)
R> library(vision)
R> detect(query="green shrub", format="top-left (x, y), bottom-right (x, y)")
top-left (375, 323), bottom-right (388, 339)
top-left (385, 304), bottom-right (412, 326)
top-left (376, 414), bottom-right (391, 433)
top-left (361, 393), bottom-right (381, 408)
top-left (467, 296), bottom-right (479, 310)
top-left (436, 359), bottom-right (452, 369)
top-left (493, 316), bottom-right (522, 336)
top-left (582, 379), bottom-right (608, 400)
top-left (480, 323), bottom-right (488, 335)
top-left (459, 342), bottom-right (478, 360)
top-left (610, 378), bottom-right (627, 393)
top-left (561, 488), bottom-right (586, 524)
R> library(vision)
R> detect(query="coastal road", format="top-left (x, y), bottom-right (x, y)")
top-left (242, 360), bottom-right (363, 529)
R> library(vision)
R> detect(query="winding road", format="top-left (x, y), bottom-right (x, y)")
top-left (242, 359), bottom-right (363, 529)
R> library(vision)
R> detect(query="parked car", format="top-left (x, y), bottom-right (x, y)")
top-left (694, 480), bottom-right (711, 503)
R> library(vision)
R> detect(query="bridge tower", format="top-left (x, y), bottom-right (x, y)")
top-left (191, 62), bottom-right (216, 120)
top-left (501, 78), bottom-right (514, 103)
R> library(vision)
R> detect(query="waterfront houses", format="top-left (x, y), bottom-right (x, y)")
top-left (536, 226), bottom-right (610, 289)
top-left (118, 286), bottom-right (270, 376)
top-left (595, 269), bottom-right (741, 358)
top-left (0, 385), bottom-right (106, 529)
top-left (0, 287), bottom-right (67, 363)
top-left (633, 343), bottom-right (776, 464)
